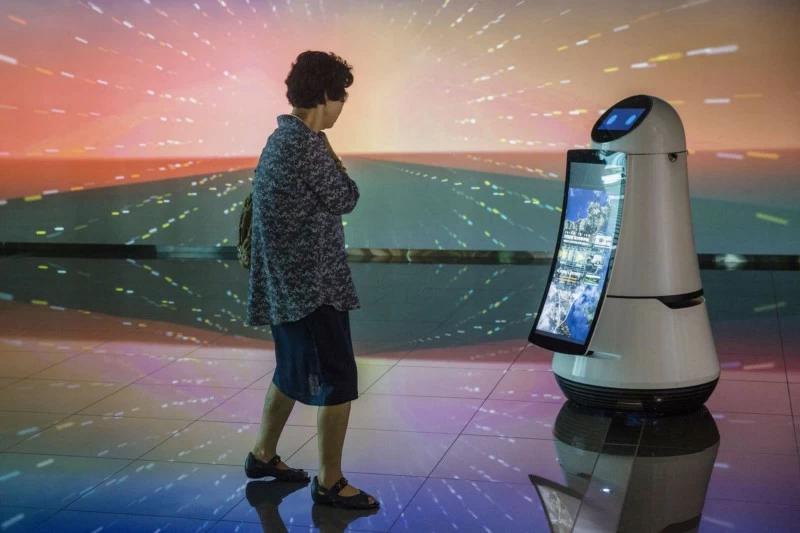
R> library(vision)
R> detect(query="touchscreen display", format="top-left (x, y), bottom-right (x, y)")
top-left (598, 108), bottom-right (645, 131)
top-left (532, 151), bottom-right (626, 352)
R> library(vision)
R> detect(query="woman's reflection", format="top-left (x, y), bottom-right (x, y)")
top-left (245, 479), bottom-right (378, 532)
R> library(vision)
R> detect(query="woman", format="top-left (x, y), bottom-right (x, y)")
top-left (244, 51), bottom-right (378, 510)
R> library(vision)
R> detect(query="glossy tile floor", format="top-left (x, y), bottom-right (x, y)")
top-left (0, 257), bottom-right (798, 532)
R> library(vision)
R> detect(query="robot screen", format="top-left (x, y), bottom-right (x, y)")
top-left (532, 151), bottom-right (627, 353)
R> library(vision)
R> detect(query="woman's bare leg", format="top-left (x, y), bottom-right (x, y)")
top-left (252, 382), bottom-right (295, 468)
top-left (317, 401), bottom-right (375, 503)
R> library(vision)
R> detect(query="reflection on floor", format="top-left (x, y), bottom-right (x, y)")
top-left (0, 258), bottom-right (798, 532)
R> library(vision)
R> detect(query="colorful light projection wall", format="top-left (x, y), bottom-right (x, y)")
top-left (0, 0), bottom-right (798, 251)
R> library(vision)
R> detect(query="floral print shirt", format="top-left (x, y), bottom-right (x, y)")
top-left (246, 114), bottom-right (360, 326)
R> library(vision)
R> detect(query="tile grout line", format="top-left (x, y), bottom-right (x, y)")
top-left (385, 340), bottom-right (530, 531)
top-left (770, 272), bottom-right (800, 467)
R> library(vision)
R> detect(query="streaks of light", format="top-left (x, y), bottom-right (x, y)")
top-left (630, 62), bottom-right (656, 69)
top-left (704, 98), bottom-right (731, 104)
top-left (7, 14), bottom-right (27, 25)
top-left (472, 65), bottom-right (515, 83)
top-left (746, 151), bottom-right (780, 160)
top-left (716, 152), bottom-right (744, 160)
top-left (603, 66), bottom-right (619, 73)
top-left (487, 34), bottom-right (522, 54)
top-left (648, 52), bottom-right (683, 63)
top-left (686, 44), bottom-right (738, 57)
top-left (613, 24), bottom-right (629, 32)
top-left (666, 0), bottom-right (712, 13)
top-left (755, 212), bottom-right (788, 225)
top-left (474, 12), bottom-right (505, 37)
top-left (0, 54), bottom-right (18, 66)
top-left (450, 3), bottom-right (476, 28)
top-left (575, 32), bottom-right (601, 47)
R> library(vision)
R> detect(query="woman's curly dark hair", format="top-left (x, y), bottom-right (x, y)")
top-left (285, 51), bottom-right (353, 108)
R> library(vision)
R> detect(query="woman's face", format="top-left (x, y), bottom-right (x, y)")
top-left (322, 93), bottom-right (347, 129)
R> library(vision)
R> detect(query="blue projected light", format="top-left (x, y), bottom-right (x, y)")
top-left (599, 108), bottom-right (645, 131)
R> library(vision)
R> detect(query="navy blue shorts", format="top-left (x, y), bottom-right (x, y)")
top-left (270, 305), bottom-right (358, 406)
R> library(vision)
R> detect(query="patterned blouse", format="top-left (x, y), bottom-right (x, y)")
top-left (245, 114), bottom-right (361, 326)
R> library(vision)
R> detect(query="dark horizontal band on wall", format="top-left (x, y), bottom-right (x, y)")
top-left (1, 242), bottom-right (799, 270)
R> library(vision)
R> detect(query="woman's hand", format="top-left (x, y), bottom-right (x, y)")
top-left (320, 132), bottom-right (346, 172)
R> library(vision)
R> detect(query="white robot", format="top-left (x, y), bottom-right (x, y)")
top-left (529, 95), bottom-right (719, 413)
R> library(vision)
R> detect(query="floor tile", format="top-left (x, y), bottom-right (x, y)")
top-left (711, 412), bottom-right (798, 455)
top-left (706, 380), bottom-right (792, 415)
top-left (290, 428), bottom-right (456, 477)
top-left (0, 335), bottom-right (104, 354)
top-left (348, 393), bottom-right (482, 433)
top-left (79, 384), bottom-right (238, 420)
top-left (706, 449), bottom-right (800, 506)
top-left (0, 350), bottom-right (78, 379)
top-left (0, 506), bottom-right (56, 533)
top-left (66, 460), bottom-right (245, 520)
top-left (143, 421), bottom-right (315, 466)
top-left (489, 369), bottom-right (566, 403)
top-left (786, 347), bottom-right (800, 384)
top-left (201, 389), bottom-right (268, 424)
top-left (789, 383), bottom-right (799, 414)
top-left (139, 357), bottom-right (274, 388)
top-left (9, 415), bottom-right (187, 459)
top-left (430, 434), bottom-right (570, 484)
top-left (464, 399), bottom-right (562, 439)
top-left (33, 352), bottom-right (174, 384)
top-left (0, 453), bottom-right (130, 509)
top-left (89, 340), bottom-right (204, 358)
top-left (398, 340), bottom-right (526, 369)
top-left (0, 379), bottom-right (124, 414)
top-left (510, 343), bottom-right (553, 371)
top-left (0, 411), bottom-right (66, 451)
top-left (32, 511), bottom-right (217, 532)
top-left (390, 477), bottom-right (546, 533)
top-left (367, 365), bottom-right (505, 399)
top-left (700, 499), bottom-right (800, 532)
top-left (718, 351), bottom-right (787, 383)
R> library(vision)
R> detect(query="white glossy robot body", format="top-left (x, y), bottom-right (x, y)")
top-left (543, 95), bottom-right (720, 412)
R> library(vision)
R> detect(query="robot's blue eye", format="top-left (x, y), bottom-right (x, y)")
top-left (598, 108), bottom-right (645, 131)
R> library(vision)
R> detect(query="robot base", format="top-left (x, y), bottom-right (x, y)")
top-left (555, 374), bottom-right (718, 415)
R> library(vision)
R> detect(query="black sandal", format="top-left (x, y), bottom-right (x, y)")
top-left (244, 452), bottom-right (310, 482)
top-left (311, 475), bottom-right (380, 510)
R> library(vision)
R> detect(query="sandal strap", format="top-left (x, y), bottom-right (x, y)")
top-left (329, 476), bottom-right (349, 496)
top-left (266, 454), bottom-right (282, 466)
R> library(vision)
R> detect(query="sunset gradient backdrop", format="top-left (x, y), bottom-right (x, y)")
top-left (0, 0), bottom-right (798, 211)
